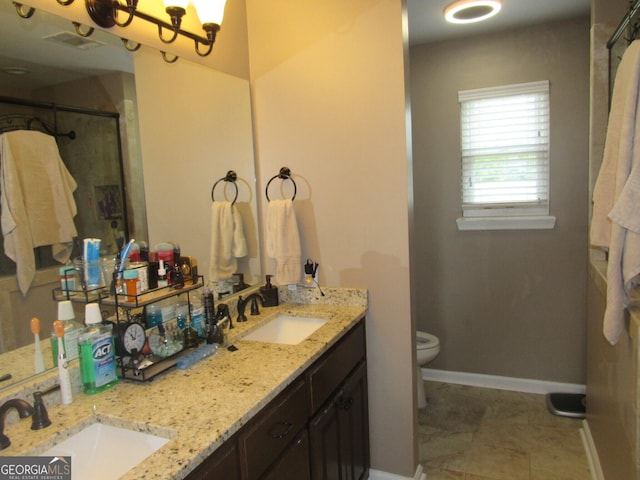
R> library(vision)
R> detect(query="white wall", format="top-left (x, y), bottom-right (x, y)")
top-left (134, 49), bottom-right (260, 285)
top-left (246, 0), bottom-right (416, 476)
top-left (18, 0), bottom-right (419, 475)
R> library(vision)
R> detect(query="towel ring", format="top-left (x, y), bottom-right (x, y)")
top-left (211, 170), bottom-right (239, 204)
top-left (265, 167), bottom-right (297, 202)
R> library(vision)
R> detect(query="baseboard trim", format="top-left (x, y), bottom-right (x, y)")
top-left (369, 464), bottom-right (426, 480)
top-left (581, 419), bottom-right (604, 480)
top-left (421, 368), bottom-right (586, 395)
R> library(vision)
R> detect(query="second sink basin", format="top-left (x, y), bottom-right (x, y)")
top-left (40, 422), bottom-right (170, 480)
top-left (242, 314), bottom-right (327, 345)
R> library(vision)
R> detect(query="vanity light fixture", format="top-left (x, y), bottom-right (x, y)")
top-left (83, 0), bottom-right (227, 56)
top-left (444, 0), bottom-right (502, 24)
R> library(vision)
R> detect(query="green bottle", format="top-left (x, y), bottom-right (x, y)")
top-left (78, 303), bottom-right (118, 395)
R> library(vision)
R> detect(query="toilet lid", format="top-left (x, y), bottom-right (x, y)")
top-left (416, 332), bottom-right (439, 349)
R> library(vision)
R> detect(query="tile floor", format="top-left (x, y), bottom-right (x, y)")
top-left (418, 381), bottom-right (592, 480)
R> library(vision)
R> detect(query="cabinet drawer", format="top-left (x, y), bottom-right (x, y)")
top-left (307, 320), bottom-right (365, 414)
top-left (240, 379), bottom-right (308, 480)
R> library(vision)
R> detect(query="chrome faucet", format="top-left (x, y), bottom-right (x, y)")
top-left (0, 398), bottom-right (34, 450)
top-left (236, 293), bottom-right (266, 323)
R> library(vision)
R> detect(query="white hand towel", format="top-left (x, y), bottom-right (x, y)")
top-left (208, 201), bottom-right (247, 281)
top-left (0, 130), bottom-right (78, 295)
top-left (266, 199), bottom-right (301, 285)
top-left (591, 40), bottom-right (640, 344)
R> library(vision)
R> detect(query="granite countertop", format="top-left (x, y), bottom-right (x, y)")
top-left (0, 287), bottom-right (368, 480)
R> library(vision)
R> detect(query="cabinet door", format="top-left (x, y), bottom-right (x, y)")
top-left (337, 362), bottom-right (369, 480)
top-left (310, 361), bottom-right (369, 480)
top-left (310, 395), bottom-right (342, 480)
top-left (262, 429), bottom-right (311, 480)
top-left (185, 439), bottom-right (241, 480)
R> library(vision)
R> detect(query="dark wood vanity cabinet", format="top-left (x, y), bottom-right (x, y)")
top-left (185, 319), bottom-right (368, 480)
top-left (309, 362), bottom-right (369, 480)
top-left (186, 438), bottom-right (242, 480)
top-left (240, 379), bottom-right (309, 480)
top-left (262, 429), bottom-right (312, 480)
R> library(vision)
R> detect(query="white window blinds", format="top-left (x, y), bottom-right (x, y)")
top-left (458, 81), bottom-right (550, 217)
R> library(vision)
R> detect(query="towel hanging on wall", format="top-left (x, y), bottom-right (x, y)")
top-left (266, 198), bottom-right (301, 286)
top-left (208, 200), bottom-right (247, 282)
top-left (591, 40), bottom-right (640, 345)
top-left (0, 130), bottom-right (78, 295)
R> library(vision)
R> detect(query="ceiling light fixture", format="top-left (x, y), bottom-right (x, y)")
top-left (84, 0), bottom-right (227, 56)
top-left (444, 0), bottom-right (502, 24)
top-left (17, 0), bottom-right (226, 57)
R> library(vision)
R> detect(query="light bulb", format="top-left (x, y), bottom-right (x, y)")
top-left (192, 0), bottom-right (227, 26)
top-left (162, 0), bottom-right (189, 9)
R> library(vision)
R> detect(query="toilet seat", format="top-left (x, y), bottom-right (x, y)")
top-left (416, 331), bottom-right (440, 409)
top-left (416, 331), bottom-right (439, 350)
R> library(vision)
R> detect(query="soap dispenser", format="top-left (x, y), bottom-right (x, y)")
top-left (260, 275), bottom-right (279, 307)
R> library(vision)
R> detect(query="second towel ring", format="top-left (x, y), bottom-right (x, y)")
top-left (265, 167), bottom-right (297, 202)
top-left (211, 170), bottom-right (239, 204)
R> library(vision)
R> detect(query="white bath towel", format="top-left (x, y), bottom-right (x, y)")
top-left (208, 201), bottom-right (247, 281)
top-left (0, 130), bottom-right (78, 295)
top-left (591, 40), bottom-right (640, 345)
top-left (266, 199), bottom-right (301, 285)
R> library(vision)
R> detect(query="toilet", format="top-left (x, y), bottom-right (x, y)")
top-left (416, 331), bottom-right (440, 409)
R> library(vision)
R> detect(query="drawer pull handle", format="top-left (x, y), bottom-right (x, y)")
top-left (336, 397), bottom-right (353, 411)
top-left (269, 421), bottom-right (294, 439)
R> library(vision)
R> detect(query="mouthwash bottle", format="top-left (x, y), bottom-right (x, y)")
top-left (78, 303), bottom-right (118, 394)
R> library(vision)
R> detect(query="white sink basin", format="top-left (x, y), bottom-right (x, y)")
top-left (41, 423), bottom-right (169, 480)
top-left (242, 314), bottom-right (327, 345)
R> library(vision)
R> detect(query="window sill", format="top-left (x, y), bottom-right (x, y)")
top-left (456, 216), bottom-right (556, 231)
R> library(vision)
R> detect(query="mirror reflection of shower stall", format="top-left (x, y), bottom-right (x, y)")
top-left (0, 96), bottom-right (130, 278)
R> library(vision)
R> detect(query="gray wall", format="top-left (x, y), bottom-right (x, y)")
top-left (410, 16), bottom-right (590, 383)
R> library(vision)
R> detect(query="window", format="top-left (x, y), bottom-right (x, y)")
top-left (456, 81), bottom-right (555, 230)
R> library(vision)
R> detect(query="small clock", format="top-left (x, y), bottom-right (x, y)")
top-left (113, 321), bottom-right (147, 357)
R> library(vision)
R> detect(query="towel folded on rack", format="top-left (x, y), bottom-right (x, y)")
top-left (266, 199), bottom-right (301, 286)
top-left (591, 40), bottom-right (640, 345)
top-left (208, 201), bottom-right (247, 282)
top-left (0, 130), bottom-right (78, 295)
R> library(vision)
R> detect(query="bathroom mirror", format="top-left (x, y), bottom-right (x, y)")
top-left (0, 0), bottom-right (261, 389)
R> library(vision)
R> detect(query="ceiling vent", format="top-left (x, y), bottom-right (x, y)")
top-left (42, 31), bottom-right (105, 50)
